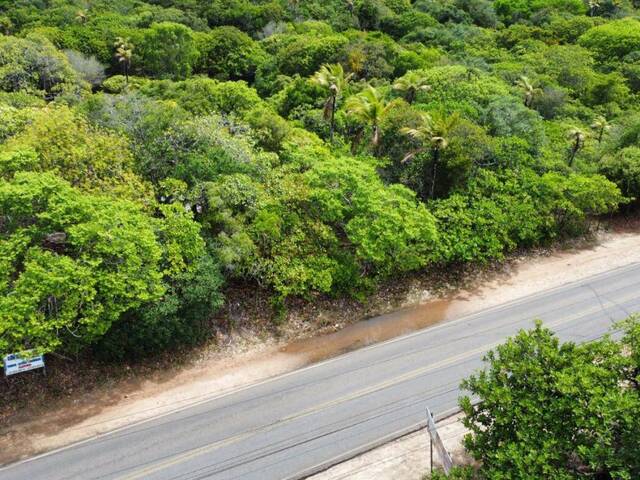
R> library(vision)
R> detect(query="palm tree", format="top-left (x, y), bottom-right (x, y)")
top-left (288, 0), bottom-right (301, 15)
top-left (114, 37), bottom-right (133, 84)
top-left (516, 75), bottom-right (538, 108)
top-left (346, 0), bottom-right (355, 15)
top-left (75, 10), bottom-right (89, 24)
top-left (0, 16), bottom-right (11, 36)
top-left (392, 71), bottom-right (431, 104)
top-left (567, 127), bottom-right (586, 167)
top-left (311, 64), bottom-right (353, 142)
top-left (401, 113), bottom-right (459, 199)
top-left (346, 50), bottom-right (365, 78)
top-left (345, 85), bottom-right (396, 150)
top-left (590, 115), bottom-right (611, 144)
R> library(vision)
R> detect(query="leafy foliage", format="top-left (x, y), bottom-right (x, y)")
top-left (599, 147), bottom-right (640, 201)
top-left (0, 172), bottom-right (164, 355)
top-left (460, 319), bottom-right (640, 479)
top-left (1, 105), bottom-right (151, 202)
top-left (196, 26), bottom-right (266, 81)
top-left (0, 33), bottom-right (86, 97)
top-left (138, 22), bottom-right (199, 79)
top-left (579, 18), bottom-right (640, 60)
top-left (0, 0), bottom-right (637, 363)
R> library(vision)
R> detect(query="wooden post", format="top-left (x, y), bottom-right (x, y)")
top-left (426, 407), bottom-right (453, 475)
top-left (430, 433), bottom-right (433, 473)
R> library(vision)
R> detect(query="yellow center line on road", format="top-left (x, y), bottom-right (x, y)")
top-left (116, 291), bottom-right (635, 480)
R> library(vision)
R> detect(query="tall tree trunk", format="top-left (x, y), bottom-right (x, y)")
top-left (430, 148), bottom-right (440, 199)
top-left (372, 125), bottom-right (382, 157)
top-left (330, 95), bottom-right (336, 142)
top-left (351, 128), bottom-right (363, 155)
top-left (422, 148), bottom-right (440, 201)
top-left (407, 88), bottom-right (415, 105)
top-left (569, 143), bottom-right (579, 167)
top-left (421, 156), bottom-right (431, 202)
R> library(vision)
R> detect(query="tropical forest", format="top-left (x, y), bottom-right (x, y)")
top-left (1, 0), bottom-right (640, 361)
top-left (3, 1), bottom-right (640, 479)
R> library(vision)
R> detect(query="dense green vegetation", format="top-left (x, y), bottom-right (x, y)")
top-left (1, 0), bottom-right (639, 360)
top-left (438, 318), bottom-right (640, 479)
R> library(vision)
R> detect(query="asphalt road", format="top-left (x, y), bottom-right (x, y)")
top-left (2, 263), bottom-right (639, 480)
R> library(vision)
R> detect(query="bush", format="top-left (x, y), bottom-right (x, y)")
top-left (244, 105), bottom-right (292, 152)
top-left (0, 172), bottom-right (164, 355)
top-left (95, 206), bottom-right (225, 359)
top-left (196, 26), bottom-right (266, 81)
top-left (428, 467), bottom-right (476, 479)
top-left (138, 22), bottom-right (199, 79)
top-left (204, 0), bottom-right (285, 33)
top-left (263, 30), bottom-right (348, 77)
top-left (1, 105), bottom-right (150, 201)
top-left (599, 147), bottom-right (640, 201)
top-left (0, 104), bottom-right (37, 142)
top-left (455, 0), bottom-right (498, 28)
top-left (579, 18), bottom-right (640, 60)
top-left (102, 75), bottom-right (147, 93)
top-left (494, 0), bottom-right (585, 23)
top-left (460, 320), bottom-right (640, 479)
top-left (0, 34), bottom-right (85, 97)
top-left (207, 155), bottom-right (439, 299)
top-left (431, 169), bottom-right (624, 263)
top-left (63, 50), bottom-right (106, 88)
top-left (0, 170), bottom-right (223, 359)
top-left (140, 77), bottom-right (262, 116)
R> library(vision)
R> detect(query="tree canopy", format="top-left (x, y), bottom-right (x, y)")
top-left (0, 0), bottom-right (638, 362)
top-left (459, 318), bottom-right (640, 479)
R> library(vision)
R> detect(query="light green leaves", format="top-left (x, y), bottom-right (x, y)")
top-left (0, 171), bottom-right (210, 357)
top-left (307, 157), bottom-right (438, 275)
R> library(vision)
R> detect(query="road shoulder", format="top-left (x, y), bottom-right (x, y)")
top-left (2, 227), bottom-right (640, 466)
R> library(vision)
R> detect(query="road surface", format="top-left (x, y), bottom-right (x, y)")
top-left (2, 263), bottom-right (639, 480)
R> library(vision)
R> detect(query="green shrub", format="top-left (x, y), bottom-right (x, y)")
top-left (579, 18), bottom-right (640, 60)
top-left (0, 172), bottom-right (164, 355)
top-left (460, 319), bottom-right (640, 479)
top-left (138, 22), bottom-right (199, 79)
top-left (140, 77), bottom-right (262, 116)
top-left (0, 33), bottom-right (86, 97)
top-left (196, 26), bottom-right (267, 81)
top-left (599, 147), bottom-right (640, 201)
top-left (494, 0), bottom-right (585, 23)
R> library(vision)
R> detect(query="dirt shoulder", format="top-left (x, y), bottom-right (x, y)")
top-left (2, 220), bottom-right (640, 465)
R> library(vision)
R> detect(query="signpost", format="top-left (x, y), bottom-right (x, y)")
top-left (3, 350), bottom-right (46, 377)
top-left (426, 407), bottom-right (453, 475)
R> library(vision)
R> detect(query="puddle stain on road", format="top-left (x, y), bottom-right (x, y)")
top-left (278, 297), bottom-right (467, 364)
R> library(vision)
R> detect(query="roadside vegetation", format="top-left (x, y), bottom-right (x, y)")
top-left (1, 0), bottom-right (640, 363)
top-left (430, 316), bottom-right (640, 479)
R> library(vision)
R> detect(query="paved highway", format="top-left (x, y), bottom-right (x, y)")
top-left (2, 263), bottom-right (639, 480)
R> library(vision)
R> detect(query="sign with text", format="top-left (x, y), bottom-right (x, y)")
top-left (426, 407), bottom-right (454, 474)
top-left (3, 351), bottom-right (45, 377)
